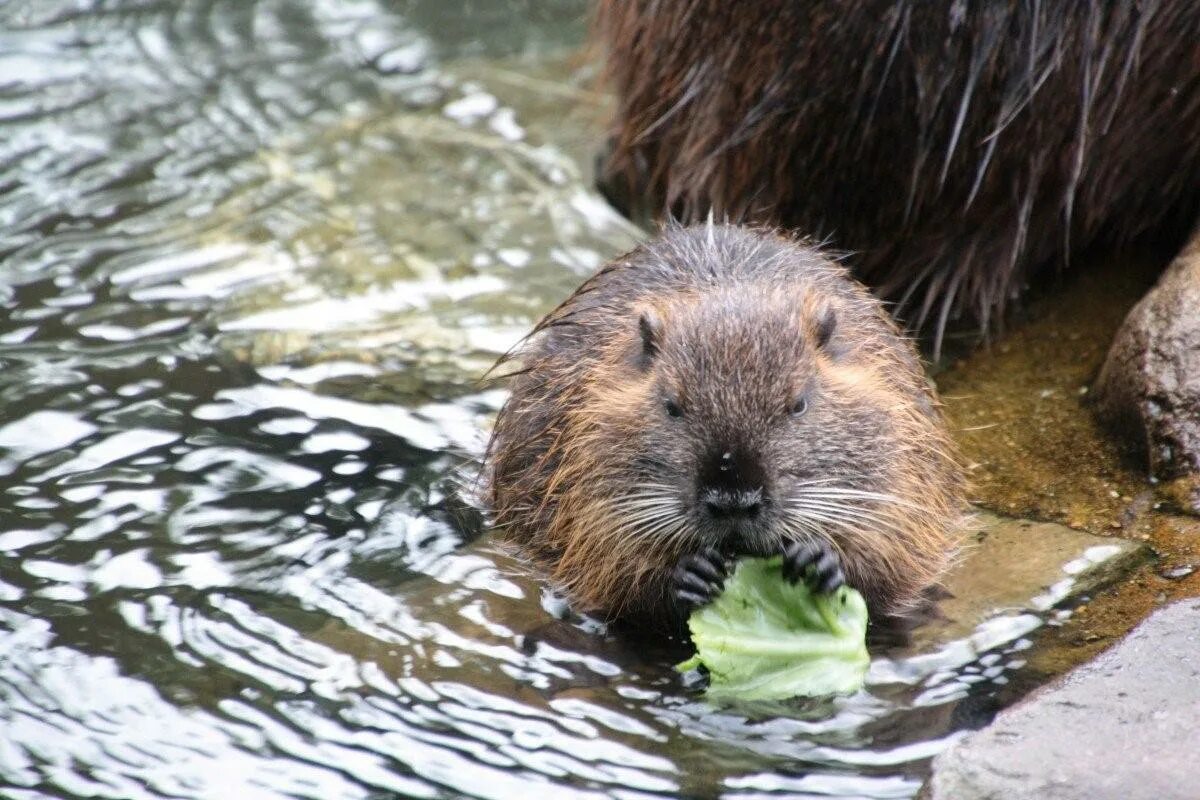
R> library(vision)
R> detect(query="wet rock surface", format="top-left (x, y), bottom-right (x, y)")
top-left (862, 513), bottom-right (1146, 699)
top-left (1094, 231), bottom-right (1200, 511)
top-left (925, 597), bottom-right (1200, 800)
top-left (911, 514), bottom-right (1146, 650)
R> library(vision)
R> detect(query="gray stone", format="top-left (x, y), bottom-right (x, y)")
top-left (1160, 564), bottom-right (1196, 581)
top-left (926, 598), bottom-right (1200, 800)
top-left (1094, 228), bottom-right (1200, 512)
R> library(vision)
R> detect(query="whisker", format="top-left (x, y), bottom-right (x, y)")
top-left (665, 519), bottom-right (696, 553)
top-left (611, 500), bottom-right (681, 515)
top-left (789, 506), bottom-right (912, 540)
top-left (617, 507), bottom-right (680, 525)
top-left (775, 515), bottom-right (849, 565)
top-left (790, 487), bottom-right (928, 513)
top-left (635, 513), bottom-right (687, 540)
top-left (791, 486), bottom-right (901, 500)
top-left (786, 499), bottom-right (907, 535)
top-left (786, 499), bottom-right (903, 525)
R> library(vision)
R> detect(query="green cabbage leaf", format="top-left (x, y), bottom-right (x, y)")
top-left (677, 556), bottom-right (869, 700)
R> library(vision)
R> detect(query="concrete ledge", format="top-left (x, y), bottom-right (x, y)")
top-left (925, 598), bottom-right (1200, 800)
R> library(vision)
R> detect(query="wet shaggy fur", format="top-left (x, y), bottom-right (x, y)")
top-left (595, 1), bottom-right (1200, 353)
top-left (486, 225), bottom-right (965, 626)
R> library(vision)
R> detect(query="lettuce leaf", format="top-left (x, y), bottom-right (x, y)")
top-left (677, 556), bottom-right (869, 700)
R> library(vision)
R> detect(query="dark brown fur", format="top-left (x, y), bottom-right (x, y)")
top-left (486, 225), bottom-right (965, 627)
top-left (595, 1), bottom-right (1200, 353)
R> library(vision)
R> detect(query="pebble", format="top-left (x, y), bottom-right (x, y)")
top-left (1159, 564), bottom-right (1195, 580)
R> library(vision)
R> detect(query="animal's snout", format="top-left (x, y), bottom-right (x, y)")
top-left (701, 486), bottom-right (763, 519)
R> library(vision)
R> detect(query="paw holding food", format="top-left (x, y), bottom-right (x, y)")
top-left (676, 556), bottom-right (869, 701)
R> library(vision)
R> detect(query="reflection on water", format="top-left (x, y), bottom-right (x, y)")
top-left (1, 2), bottom-right (1044, 798)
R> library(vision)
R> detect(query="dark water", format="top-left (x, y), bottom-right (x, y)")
top-left (0, 3), bottom-right (1040, 798)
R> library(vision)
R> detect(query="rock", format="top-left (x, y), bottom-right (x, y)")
top-left (1159, 564), bottom-right (1196, 581)
top-left (904, 513), bottom-right (1146, 652)
top-left (863, 513), bottom-right (1146, 691)
top-left (1093, 230), bottom-right (1200, 511)
top-left (925, 598), bottom-right (1200, 800)
top-left (1160, 474), bottom-right (1200, 518)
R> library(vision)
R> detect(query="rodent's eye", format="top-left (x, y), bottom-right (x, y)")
top-left (791, 396), bottom-right (809, 416)
top-left (664, 398), bottom-right (684, 418)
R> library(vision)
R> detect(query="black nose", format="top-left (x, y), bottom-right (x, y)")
top-left (702, 486), bottom-right (763, 518)
top-left (699, 448), bottom-right (767, 518)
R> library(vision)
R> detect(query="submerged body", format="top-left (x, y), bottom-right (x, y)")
top-left (486, 225), bottom-right (965, 628)
top-left (594, 1), bottom-right (1200, 349)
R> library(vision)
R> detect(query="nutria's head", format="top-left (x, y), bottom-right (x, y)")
top-left (487, 225), bottom-right (963, 622)
top-left (617, 285), bottom-right (900, 559)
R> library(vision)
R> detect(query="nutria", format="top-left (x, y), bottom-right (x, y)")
top-left (486, 224), bottom-right (965, 627)
top-left (594, 1), bottom-right (1200, 355)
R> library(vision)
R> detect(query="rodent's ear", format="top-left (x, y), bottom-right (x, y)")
top-left (637, 306), bottom-right (664, 367)
top-left (814, 306), bottom-right (837, 350)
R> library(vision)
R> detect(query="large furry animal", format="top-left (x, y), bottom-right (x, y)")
top-left (486, 225), bottom-right (965, 627)
top-left (594, 1), bottom-right (1200, 355)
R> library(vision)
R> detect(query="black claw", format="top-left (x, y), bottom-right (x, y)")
top-left (689, 551), bottom-right (726, 584)
top-left (782, 540), bottom-right (846, 595)
top-left (816, 566), bottom-right (846, 595)
top-left (676, 589), bottom-right (711, 608)
top-left (675, 568), bottom-right (715, 595)
top-left (781, 541), bottom-right (818, 583)
top-left (672, 547), bottom-right (729, 609)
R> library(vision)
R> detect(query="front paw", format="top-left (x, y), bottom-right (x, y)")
top-left (782, 540), bottom-right (845, 595)
top-left (672, 547), bottom-right (729, 609)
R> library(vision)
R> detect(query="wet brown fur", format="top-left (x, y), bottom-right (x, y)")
top-left (486, 225), bottom-right (966, 626)
top-left (594, 1), bottom-right (1200, 353)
